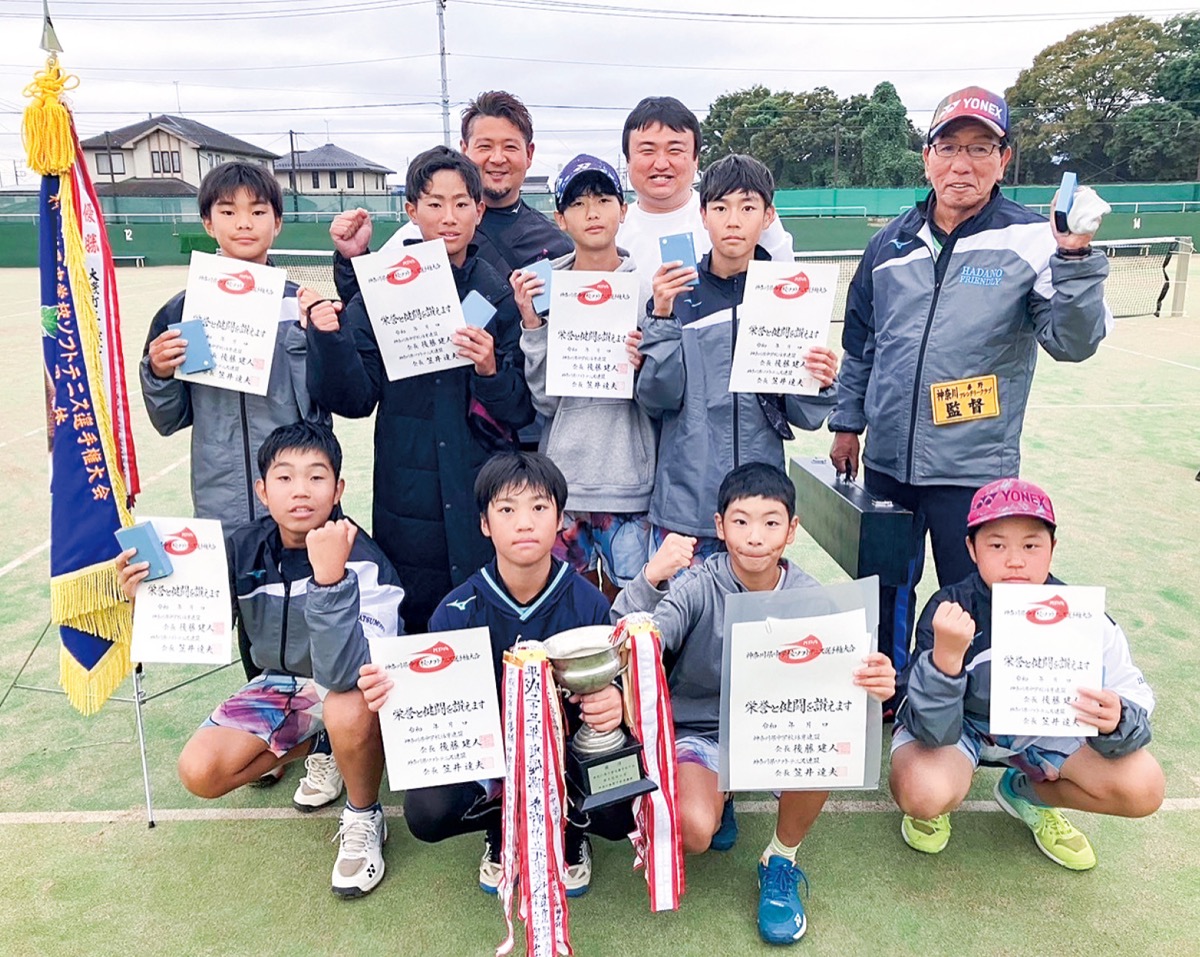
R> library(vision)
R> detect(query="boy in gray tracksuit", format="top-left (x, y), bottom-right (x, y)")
top-left (513, 154), bottom-right (655, 598)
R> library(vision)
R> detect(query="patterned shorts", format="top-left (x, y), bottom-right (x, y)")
top-left (201, 672), bottom-right (327, 757)
top-left (891, 715), bottom-right (1083, 784)
top-left (554, 511), bottom-right (651, 588)
top-left (676, 734), bottom-right (720, 774)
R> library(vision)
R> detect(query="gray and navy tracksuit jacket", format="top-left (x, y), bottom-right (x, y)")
top-left (829, 188), bottom-right (1112, 487)
top-left (897, 572), bottom-right (1154, 757)
top-left (228, 513), bottom-right (406, 692)
top-left (636, 247), bottom-right (837, 537)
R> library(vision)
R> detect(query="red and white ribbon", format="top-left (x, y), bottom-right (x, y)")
top-left (497, 645), bottom-right (572, 957)
top-left (615, 614), bottom-right (685, 912)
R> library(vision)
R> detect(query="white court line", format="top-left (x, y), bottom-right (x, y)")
top-left (0, 426), bottom-right (44, 450)
top-left (1027, 403), bottom-right (1200, 410)
top-left (1100, 343), bottom-right (1200, 373)
top-left (1, 796), bottom-right (1197, 826)
top-left (0, 453), bottom-right (188, 581)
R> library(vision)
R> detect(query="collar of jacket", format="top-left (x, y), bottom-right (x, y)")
top-left (696, 244), bottom-right (772, 287)
top-left (911, 185), bottom-right (1004, 241)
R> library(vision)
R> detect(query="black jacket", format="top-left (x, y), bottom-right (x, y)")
top-left (308, 250), bottom-right (534, 633)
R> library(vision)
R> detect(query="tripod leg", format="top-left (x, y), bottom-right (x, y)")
top-left (133, 664), bottom-right (156, 829)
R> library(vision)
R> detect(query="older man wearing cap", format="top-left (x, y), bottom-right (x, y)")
top-left (827, 86), bottom-right (1113, 692)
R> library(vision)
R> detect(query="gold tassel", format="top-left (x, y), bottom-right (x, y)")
top-left (59, 641), bottom-right (130, 717)
top-left (22, 56), bottom-right (79, 176)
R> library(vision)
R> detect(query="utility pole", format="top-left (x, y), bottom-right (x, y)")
top-left (436, 0), bottom-right (451, 146)
top-left (174, 80), bottom-right (181, 114)
top-left (833, 125), bottom-right (841, 185)
top-left (289, 129), bottom-right (300, 215)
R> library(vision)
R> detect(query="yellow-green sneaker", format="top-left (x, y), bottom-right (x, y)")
top-left (994, 769), bottom-right (1096, 871)
top-left (900, 814), bottom-right (951, 854)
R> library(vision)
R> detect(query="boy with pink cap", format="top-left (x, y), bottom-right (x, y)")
top-left (888, 478), bottom-right (1163, 870)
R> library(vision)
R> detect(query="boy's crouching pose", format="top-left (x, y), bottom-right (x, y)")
top-left (890, 478), bottom-right (1164, 871)
top-left (117, 423), bottom-right (406, 897)
top-left (612, 463), bottom-right (895, 944)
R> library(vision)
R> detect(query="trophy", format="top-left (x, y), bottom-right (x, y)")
top-left (544, 626), bottom-right (658, 813)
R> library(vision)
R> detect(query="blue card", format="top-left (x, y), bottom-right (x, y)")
top-left (168, 319), bottom-right (215, 374)
top-left (523, 258), bottom-right (554, 314)
top-left (659, 232), bottom-right (698, 288)
top-left (461, 290), bottom-right (497, 329)
top-left (114, 522), bottom-right (174, 582)
top-left (1054, 171), bottom-right (1077, 233)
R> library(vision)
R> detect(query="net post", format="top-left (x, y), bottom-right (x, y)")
top-left (1170, 237), bottom-right (1192, 318)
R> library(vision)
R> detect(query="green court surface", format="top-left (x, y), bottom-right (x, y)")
top-left (0, 264), bottom-right (1198, 956)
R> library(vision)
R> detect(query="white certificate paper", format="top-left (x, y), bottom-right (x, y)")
top-left (724, 608), bottom-right (870, 790)
top-left (130, 517), bottom-right (232, 666)
top-left (351, 238), bottom-right (471, 381)
top-left (177, 252), bottom-right (287, 397)
top-left (369, 627), bottom-right (506, 790)
top-left (545, 270), bottom-right (639, 398)
top-left (729, 261), bottom-right (839, 396)
top-left (989, 584), bottom-right (1106, 737)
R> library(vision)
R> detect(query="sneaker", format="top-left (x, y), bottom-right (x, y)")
top-left (710, 796), bottom-right (738, 851)
top-left (900, 813), bottom-right (952, 854)
top-left (293, 751), bottom-right (344, 811)
top-left (563, 833), bottom-right (592, 898)
top-left (479, 827), bottom-right (503, 895)
top-left (331, 806), bottom-right (387, 897)
top-left (757, 855), bottom-right (810, 945)
top-left (994, 769), bottom-right (1096, 871)
top-left (248, 765), bottom-right (285, 788)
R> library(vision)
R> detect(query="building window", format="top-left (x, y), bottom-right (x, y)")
top-left (97, 152), bottom-right (125, 175)
top-left (329, 171), bottom-right (338, 189)
top-left (151, 151), bottom-right (161, 173)
top-left (171, 151), bottom-right (181, 173)
top-left (311, 171), bottom-right (320, 189)
top-left (347, 170), bottom-right (355, 189)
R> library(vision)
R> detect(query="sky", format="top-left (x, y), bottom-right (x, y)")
top-left (0, 0), bottom-right (1194, 190)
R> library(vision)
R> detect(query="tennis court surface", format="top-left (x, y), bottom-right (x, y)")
top-left (0, 262), bottom-right (1197, 956)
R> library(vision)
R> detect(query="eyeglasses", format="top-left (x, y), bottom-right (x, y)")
top-left (930, 142), bottom-right (1002, 159)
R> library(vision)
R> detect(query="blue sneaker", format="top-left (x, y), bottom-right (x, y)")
top-left (710, 796), bottom-right (738, 851)
top-left (757, 855), bottom-right (810, 945)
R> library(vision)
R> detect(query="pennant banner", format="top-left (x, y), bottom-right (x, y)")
top-left (25, 57), bottom-right (140, 714)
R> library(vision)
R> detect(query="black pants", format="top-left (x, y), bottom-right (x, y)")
top-left (404, 781), bottom-right (635, 845)
top-left (864, 468), bottom-right (980, 685)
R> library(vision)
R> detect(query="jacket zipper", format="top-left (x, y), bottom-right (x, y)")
top-left (904, 235), bottom-right (955, 484)
top-left (731, 274), bottom-right (741, 467)
top-left (279, 572), bottom-right (292, 671)
top-left (239, 394), bottom-right (254, 522)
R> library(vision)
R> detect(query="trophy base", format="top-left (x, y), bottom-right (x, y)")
top-left (565, 731), bottom-right (658, 813)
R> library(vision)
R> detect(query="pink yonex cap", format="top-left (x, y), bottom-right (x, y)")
top-left (966, 478), bottom-right (1056, 530)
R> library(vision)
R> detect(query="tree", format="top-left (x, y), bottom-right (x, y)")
top-left (859, 82), bottom-right (924, 187)
top-left (1005, 15), bottom-right (1171, 182)
top-left (1111, 102), bottom-right (1200, 180)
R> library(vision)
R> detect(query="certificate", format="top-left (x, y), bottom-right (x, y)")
top-left (545, 271), bottom-right (639, 398)
top-left (729, 261), bottom-right (839, 396)
top-left (369, 628), bottom-right (506, 790)
top-left (723, 608), bottom-right (870, 790)
top-left (129, 517), bottom-right (232, 666)
top-left (989, 584), bottom-right (1106, 737)
top-left (351, 238), bottom-right (471, 381)
top-left (177, 252), bottom-right (287, 397)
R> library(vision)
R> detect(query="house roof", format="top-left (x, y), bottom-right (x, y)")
top-left (79, 115), bottom-right (277, 160)
top-left (273, 143), bottom-right (394, 174)
top-left (93, 178), bottom-right (199, 198)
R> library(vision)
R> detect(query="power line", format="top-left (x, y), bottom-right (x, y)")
top-left (0, 0), bottom-right (424, 21)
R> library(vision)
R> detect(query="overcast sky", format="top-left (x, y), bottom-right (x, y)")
top-left (0, 0), bottom-right (1194, 189)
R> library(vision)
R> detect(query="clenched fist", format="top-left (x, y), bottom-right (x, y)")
top-left (931, 601), bottom-right (976, 677)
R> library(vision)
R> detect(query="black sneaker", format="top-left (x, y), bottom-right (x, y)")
top-left (479, 823), bottom-right (503, 894)
top-left (564, 829), bottom-right (592, 898)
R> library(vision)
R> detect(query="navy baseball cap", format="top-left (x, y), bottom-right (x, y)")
top-left (554, 154), bottom-right (623, 211)
top-left (928, 86), bottom-right (1009, 143)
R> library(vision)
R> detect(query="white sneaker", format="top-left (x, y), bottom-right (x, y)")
top-left (293, 751), bottom-right (344, 811)
top-left (331, 806), bottom-right (387, 897)
top-left (563, 836), bottom-right (592, 898)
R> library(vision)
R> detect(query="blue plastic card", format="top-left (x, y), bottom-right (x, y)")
top-left (523, 258), bottom-right (554, 314)
top-left (1054, 171), bottom-right (1077, 233)
top-left (461, 290), bottom-right (497, 329)
top-left (114, 522), bottom-right (174, 582)
top-left (168, 319), bottom-right (215, 374)
top-left (659, 232), bottom-right (698, 288)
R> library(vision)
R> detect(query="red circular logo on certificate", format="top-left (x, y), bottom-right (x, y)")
top-left (773, 272), bottom-right (810, 300)
top-left (386, 256), bottom-right (422, 285)
top-left (163, 527), bottom-right (198, 555)
top-left (217, 270), bottom-right (257, 295)
top-left (577, 279), bottom-right (613, 305)
top-left (1026, 595), bottom-right (1069, 625)
top-left (410, 640), bottom-right (456, 673)
top-left (778, 634), bottom-right (823, 664)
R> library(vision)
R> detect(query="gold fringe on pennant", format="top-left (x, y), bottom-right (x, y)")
top-left (22, 57), bottom-right (79, 176)
top-left (59, 639), bottom-right (130, 717)
top-left (50, 560), bottom-right (131, 641)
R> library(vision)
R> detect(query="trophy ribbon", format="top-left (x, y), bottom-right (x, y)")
top-left (497, 643), bottom-right (573, 957)
top-left (615, 614), bottom-right (686, 911)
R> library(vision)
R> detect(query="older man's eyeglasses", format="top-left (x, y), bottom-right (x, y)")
top-left (931, 142), bottom-right (1002, 159)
